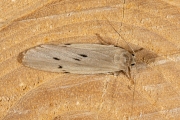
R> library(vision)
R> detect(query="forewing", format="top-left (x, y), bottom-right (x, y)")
top-left (22, 44), bottom-right (125, 74)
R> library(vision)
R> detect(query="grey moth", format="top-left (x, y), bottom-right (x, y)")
top-left (21, 43), bottom-right (136, 78)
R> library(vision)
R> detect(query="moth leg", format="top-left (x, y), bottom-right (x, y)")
top-left (95, 33), bottom-right (113, 45)
top-left (134, 48), bottom-right (143, 53)
top-left (122, 67), bottom-right (131, 78)
top-left (123, 67), bottom-right (135, 85)
top-left (113, 69), bottom-right (130, 78)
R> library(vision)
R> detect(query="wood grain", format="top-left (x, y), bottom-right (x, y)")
top-left (0, 0), bottom-right (180, 119)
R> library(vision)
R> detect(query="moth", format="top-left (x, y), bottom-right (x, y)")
top-left (21, 43), bottom-right (136, 78)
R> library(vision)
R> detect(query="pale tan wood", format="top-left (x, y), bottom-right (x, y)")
top-left (0, 0), bottom-right (180, 119)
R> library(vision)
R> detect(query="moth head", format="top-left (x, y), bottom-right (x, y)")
top-left (122, 52), bottom-right (136, 78)
top-left (122, 52), bottom-right (136, 68)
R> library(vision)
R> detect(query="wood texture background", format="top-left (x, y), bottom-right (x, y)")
top-left (0, 0), bottom-right (180, 119)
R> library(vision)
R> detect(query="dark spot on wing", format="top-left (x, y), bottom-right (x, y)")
top-left (73, 58), bottom-right (81, 61)
top-left (58, 65), bottom-right (63, 68)
top-left (131, 63), bottom-right (135, 66)
top-left (64, 72), bottom-right (70, 73)
top-left (107, 72), bottom-right (113, 75)
top-left (62, 43), bottom-right (71, 47)
top-left (53, 57), bottom-right (60, 60)
top-left (62, 70), bottom-right (69, 73)
top-left (64, 43), bottom-right (71, 45)
top-left (79, 54), bottom-right (88, 57)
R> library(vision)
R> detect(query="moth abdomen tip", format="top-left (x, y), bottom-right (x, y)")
top-left (17, 52), bottom-right (25, 63)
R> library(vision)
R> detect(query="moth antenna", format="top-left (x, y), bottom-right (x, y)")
top-left (103, 16), bottom-right (136, 56)
top-left (103, 16), bottom-right (138, 118)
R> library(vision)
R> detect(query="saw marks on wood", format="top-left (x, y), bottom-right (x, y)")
top-left (0, 0), bottom-right (180, 120)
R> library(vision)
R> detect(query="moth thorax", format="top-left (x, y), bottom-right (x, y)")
top-left (114, 51), bottom-right (131, 67)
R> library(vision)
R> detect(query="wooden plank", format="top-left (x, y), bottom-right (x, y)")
top-left (0, 0), bottom-right (180, 119)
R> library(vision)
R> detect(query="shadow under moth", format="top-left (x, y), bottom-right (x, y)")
top-left (20, 43), bottom-right (136, 78)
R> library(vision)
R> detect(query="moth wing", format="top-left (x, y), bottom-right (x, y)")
top-left (22, 44), bottom-right (126, 74)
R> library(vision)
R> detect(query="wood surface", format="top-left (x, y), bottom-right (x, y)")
top-left (0, 0), bottom-right (180, 119)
